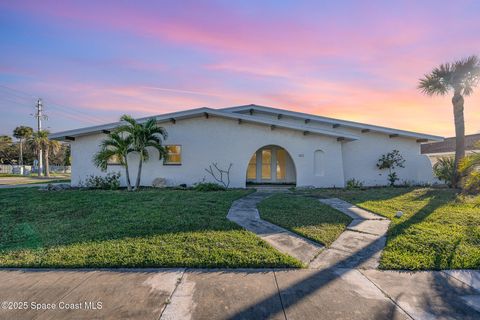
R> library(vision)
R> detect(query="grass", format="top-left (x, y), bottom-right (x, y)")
top-left (294, 187), bottom-right (480, 270)
top-left (0, 188), bottom-right (301, 268)
top-left (0, 175), bottom-right (71, 185)
top-left (258, 194), bottom-right (352, 247)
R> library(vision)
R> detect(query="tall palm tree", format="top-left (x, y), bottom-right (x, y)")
top-left (28, 130), bottom-right (49, 177)
top-left (418, 55), bottom-right (480, 187)
top-left (93, 132), bottom-right (134, 191)
top-left (116, 115), bottom-right (167, 190)
top-left (13, 126), bottom-right (33, 167)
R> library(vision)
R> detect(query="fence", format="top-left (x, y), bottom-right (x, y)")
top-left (0, 164), bottom-right (71, 175)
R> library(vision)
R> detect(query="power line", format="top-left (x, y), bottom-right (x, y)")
top-left (0, 85), bottom-right (108, 124)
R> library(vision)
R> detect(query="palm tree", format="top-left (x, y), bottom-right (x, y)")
top-left (93, 132), bottom-right (134, 191)
top-left (13, 126), bottom-right (33, 168)
top-left (116, 115), bottom-right (167, 190)
top-left (28, 130), bottom-right (49, 177)
top-left (418, 55), bottom-right (480, 187)
top-left (44, 138), bottom-right (61, 177)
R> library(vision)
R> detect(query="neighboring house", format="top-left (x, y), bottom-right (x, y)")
top-left (50, 104), bottom-right (443, 188)
top-left (421, 133), bottom-right (480, 165)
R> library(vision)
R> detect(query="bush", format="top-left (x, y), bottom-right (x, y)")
top-left (346, 178), bottom-right (364, 189)
top-left (463, 171), bottom-right (480, 195)
top-left (83, 172), bottom-right (121, 190)
top-left (193, 182), bottom-right (226, 191)
top-left (433, 157), bottom-right (455, 187)
top-left (376, 150), bottom-right (405, 186)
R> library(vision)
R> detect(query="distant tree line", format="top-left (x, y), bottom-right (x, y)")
top-left (0, 126), bottom-right (71, 168)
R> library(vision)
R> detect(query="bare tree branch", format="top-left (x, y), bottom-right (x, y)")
top-left (205, 162), bottom-right (233, 188)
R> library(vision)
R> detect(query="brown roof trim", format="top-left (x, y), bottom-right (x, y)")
top-left (421, 134), bottom-right (480, 154)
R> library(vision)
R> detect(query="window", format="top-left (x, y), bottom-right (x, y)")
top-left (247, 153), bottom-right (256, 179)
top-left (262, 149), bottom-right (271, 179)
top-left (276, 149), bottom-right (286, 180)
top-left (107, 154), bottom-right (122, 165)
top-left (164, 145), bottom-right (182, 165)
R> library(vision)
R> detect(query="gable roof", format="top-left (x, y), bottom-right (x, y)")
top-left (49, 107), bottom-right (360, 141)
top-left (421, 133), bottom-right (480, 154)
top-left (222, 104), bottom-right (443, 142)
top-left (50, 104), bottom-right (443, 142)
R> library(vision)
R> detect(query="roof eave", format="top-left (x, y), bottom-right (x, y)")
top-left (222, 104), bottom-right (444, 142)
top-left (50, 107), bottom-right (359, 141)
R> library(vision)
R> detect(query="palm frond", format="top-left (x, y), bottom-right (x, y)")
top-left (418, 73), bottom-right (450, 96)
top-left (418, 55), bottom-right (480, 96)
top-left (145, 141), bottom-right (167, 159)
top-left (93, 148), bottom-right (117, 171)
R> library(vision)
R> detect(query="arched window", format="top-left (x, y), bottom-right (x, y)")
top-left (314, 150), bottom-right (325, 176)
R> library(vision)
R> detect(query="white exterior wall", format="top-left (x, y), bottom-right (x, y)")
top-left (235, 110), bottom-right (435, 186)
top-left (70, 116), bottom-right (346, 188)
top-left (341, 132), bottom-right (434, 186)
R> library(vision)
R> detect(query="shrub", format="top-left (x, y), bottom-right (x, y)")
top-left (459, 146), bottom-right (480, 195)
top-left (376, 150), bottom-right (405, 186)
top-left (462, 171), bottom-right (480, 195)
top-left (84, 172), bottom-right (121, 190)
top-left (194, 182), bottom-right (226, 191)
top-left (433, 157), bottom-right (455, 187)
top-left (346, 178), bottom-right (364, 189)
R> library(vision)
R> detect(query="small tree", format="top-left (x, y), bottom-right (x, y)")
top-left (205, 162), bottom-right (232, 188)
top-left (377, 150), bottom-right (405, 186)
top-left (116, 115), bottom-right (167, 191)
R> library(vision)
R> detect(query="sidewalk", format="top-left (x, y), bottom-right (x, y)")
top-left (0, 268), bottom-right (478, 319)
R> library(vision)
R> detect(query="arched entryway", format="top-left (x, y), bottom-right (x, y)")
top-left (246, 145), bottom-right (296, 185)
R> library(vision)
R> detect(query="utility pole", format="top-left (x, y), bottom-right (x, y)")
top-left (34, 99), bottom-right (47, 176)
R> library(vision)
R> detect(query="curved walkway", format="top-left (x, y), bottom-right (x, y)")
top-left (227, 192), bottom-right (391, 270)
top-left (227, 192), bottom-right (323, 265)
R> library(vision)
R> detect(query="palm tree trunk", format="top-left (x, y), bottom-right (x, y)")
top-left (19, 139), bottom-right (23, 167)
top-left (124, 156), bottom-right (132, 191)
top-left (452, 91), bottom-right (465, 188)
top-left (135, 153), bottom-right (143, 190)
top-left (44, 145), bottom-right (50, 177)
top-left (37, 147), bottom-right (43, 177)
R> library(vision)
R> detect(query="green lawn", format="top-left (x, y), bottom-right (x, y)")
top-left (0, 188), bottom-right (301, 268)
top-left (294, 187), bottom-right (480, 270)
top-left (258, 194), bottom-right (352, 247)
top-left (0, 175), bottom-right (70, 185)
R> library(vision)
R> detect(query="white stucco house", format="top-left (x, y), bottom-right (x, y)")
top-left (50, 104), bottom-right (443, 188)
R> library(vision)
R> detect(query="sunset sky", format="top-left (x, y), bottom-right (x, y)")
top-left (1, 0), bottom-right (479, 137)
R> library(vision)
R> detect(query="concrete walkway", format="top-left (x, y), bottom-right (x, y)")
top-left (310, 198), bottom-right (390, 270)
top-left (227, 192), bottom-right (324, 265)
top-left (0, 268), bottom-right (478, 319)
